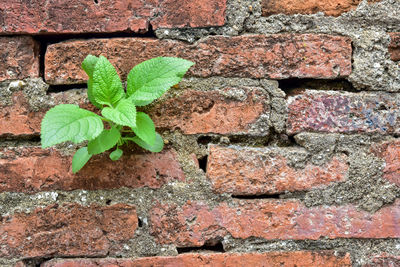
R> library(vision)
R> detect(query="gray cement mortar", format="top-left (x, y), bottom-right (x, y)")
top-left (156, 0), bottom-right (400, 92)
top-left (295, 133), bottom-right (400, 212)
top-left (2, 1), bottom-right (400, 264)
top-left (224, 236), bottom-right (400, 267)
top-left (1, 77), bottom-right (399, 266)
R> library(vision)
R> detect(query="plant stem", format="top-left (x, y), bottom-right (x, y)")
top-left (122, 136), bottom-right (136, 142)
top-left (100, 117), bottom-right (112, 122)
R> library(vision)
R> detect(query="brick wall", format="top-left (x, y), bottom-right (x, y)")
top-left (1, 0), bottom-right (400, 266)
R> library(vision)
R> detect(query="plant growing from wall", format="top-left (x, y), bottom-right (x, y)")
top-left (41, 55), bottom-right (194, 173)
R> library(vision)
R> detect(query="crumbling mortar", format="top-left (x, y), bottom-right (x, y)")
top-left (223, 236), bottom-right (400, 267)
top-left (293, 133), bottom-right (400, 212)
top-left (155, 0), bottom-right (400, 91)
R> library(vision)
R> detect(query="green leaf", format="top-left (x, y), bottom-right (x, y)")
top-left (72, 147), bottom-right (92, 173)
top-left (132, 112), bottom-right (156, 146)
top-left (102, 98), bottom-right (136, 127)
top-left (110, 148), bottom-right (123, 161)
top-left (92, 55), bottom-right (125, 106)
top-left (87, 78), bottom-right (102, 109)
top-left (132, 132), bottom-right (164, 152)
top-left (41, 104), bottom-right (104, 148)
top-left (87, 127), bottom-right (121, 155)
top-left (82, 55), bottom-right (98, 78)
top-left (82, 55), bottom-right (102, 108)
top-left (127, 57), bottom-right (194, 106)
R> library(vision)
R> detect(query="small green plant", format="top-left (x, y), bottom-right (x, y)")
top-left (41, 55), bottom-right (194, 173)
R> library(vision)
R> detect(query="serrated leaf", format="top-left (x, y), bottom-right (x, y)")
top-left (72, 147), bottom-right (92, 173)
top-left (87, 127), bottom-right (121, 155)
top-left (41, 104), bottom-right (103, 148)
top-left (82, 55), bottom-right (102, 108)
top-left (127, 57), bottom-right (194, 106)
top-left (87, 78), bottom-right (102, 108)
top-left (102, 98), bottom-right (136, 127)
top-left (132, 112), bottom-right (156, 146)
top-left (110, 148), bottom-right (123, 161)
top-left (92, 55), bottom-right (125, 106)
top-left (132, 132), bottom-right (164, 152)
top-left (82, 55), bottom-right (98, 78)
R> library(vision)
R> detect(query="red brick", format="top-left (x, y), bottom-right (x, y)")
top-left (364, 254), bottom-right (400, 267)
top-left (45, 35), bottom-right (352, 84)
top-left (287, 90), bottom-right (400, 135)
top-left (0, 203), bottom-right (137, 258)
top-left (0, 37), bottom-right (39, 81)
top-left (0, 147), bottom-right (184, 193)
top-left (0, 92), bottom-right (43, 137)
top-left (41, 251), bottom-right (352, 267)
top-left (151, 0), bottom-right (226, 29)
top-left (0, 90), bottom-right (93, 138)
top-left (150, 88), bottom-right (269, 135)
top-left (262, 0), bottom-right (381, 17)
top-left (207, 145), bottom-right (348, 195)
top-left (150, 199), bottom-right (400, 246)
top-left (371, 140), bottom-right (400, 186)
top-left (0, 0), bottom-right (226, 34)
top-left (389, 33), bottom-right (400, 61)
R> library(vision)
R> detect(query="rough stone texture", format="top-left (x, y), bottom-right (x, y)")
top-left (243, 0), bottom-right (400, 92)
top-left (303, 137), bottom-right (400, 213)
top-left (151, 0), bottom-right (226, 29)
top-left (0, 203), bottom-right (137, 258)
top-left (207, 145), bottom-right (348, 195)
top-left (0, 0), bottom-right (226, 34)
top-left (261, 0), bottom-right (381, 17)
top-left (41, 251), bottom-right (352, 267)
top-left (0, 147), bottom-right (184, 193)
top-left (0, 85), bottom-right (93, 138)
top-left (45, 34), bottom-right (352, 84)
top-left (150, 199), bottom-right (400, 246)
top-left (0, 37), bottom-right (39, 82)
top-left (364, 254), bottom-right (400, 266)
top-left (155, 0), bottom-right (259, 42)
top-left (1, 0), bottom-right (400, 265)
top-left (150, 87), bottom-right (269, 136)
top-left (371, 140), bottom-right (400, 186)
top-left (0, 91), bottom-right (43, 137)
top-left (287, 90), bottom-right (400, 135)
top-left (389, 32), bottom-right (400, 61)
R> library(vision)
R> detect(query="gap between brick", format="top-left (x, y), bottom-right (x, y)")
top-left (278, 78), bottom-right (358, 98)
top-left (177, 240), bottom-right (224, 254)
top-left (33, 25), bottom-right (156, 86)
top-left (0, 134), bottom-right (41, 144)
top-left (197, 155), bottom-right (208, 172)
top-left (232, 194), bottom-right (282, 199)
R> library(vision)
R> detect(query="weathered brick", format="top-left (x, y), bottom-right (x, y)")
top-left (0, 147), bottom-right (184, 193)
top-left (0, 203), bottom-right (137, 258)
top-left (150, 199), bottom-right (400, 246)
top-left (207, 145), bottom-right (348, 195)
top-left (1, 86), bottom-right (267, 138)
top-left (389, 33), bottom-right (400, 61)
top-left (371, 140), bottom-right (400, 186)
top-left (262, 0), bottom-right (381, 17)
top-left (0, 89), bottom-right (91, 138)
top-left (41, 251), bottom-right (352, 267)
top-left (45, 35), bottom-right (352, 84)
top-left (151, 0), bottom-right (226, 29)
top-left (287, 90), bottom-right (400, 135)
top-left (0, 37), bottom-right (39, 81)
top-left (0, 91), bottom-right (43, 137)
top-left (0, 0), bottom-right (226, 34)
top-left (150, 88), bottom-right (269, 135)
top-left (364, 254), bottom-right (400, 267)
